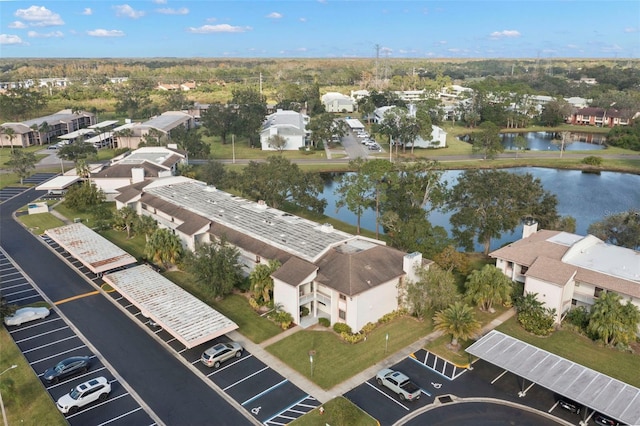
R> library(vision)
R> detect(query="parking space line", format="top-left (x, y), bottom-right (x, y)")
top-left (0, 276), bottom-right (28, 285)
top-left (44, 367), bottom-right (107, 390)
top-left (263, 395), bottom-right (314, 424)
top-left (409, 353), bottom-right (461, 381)
top-left (364, 381), bottom-right (410, 411)
top-left (1, 288), bottom-right (35, 297)
top-left (206, 354), bottom-right (253, 376)
top-left (24, 336), bottom-right (77, 353)
top-left (223, 366), bottom-right (269, 391)
top-left (96, 407), bottom-right (143, 426)
top-left (241, 378), bottom-right (288, 406)
top-left (491, 370), bottom-right (509, 384)
top-left (66, 392), bottom-right (130, 419)
top-left (30, 345), bottom-right (87, 365)
top-left (0, 281), bottom-right (31, 290)
top-left (3, 294), bottom-right (41, 304)
top-left (55, 290), bottom-right (100, 305)
top-left (15, 326), bottom-right (69, 343)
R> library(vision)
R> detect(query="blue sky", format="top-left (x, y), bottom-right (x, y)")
top-left (1, 1), bottom-right (638, 59)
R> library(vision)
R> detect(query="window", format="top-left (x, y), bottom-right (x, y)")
top-left (255, 255), bottom-right (261, 263)
top-left (338, 309), bottom-right (346, 320)
top-left (520, 265), bottom-right (529, 275)
top-left (594, 287), bottom-right (603, 298)
top-left (339, 294), bottom-right (346, 301)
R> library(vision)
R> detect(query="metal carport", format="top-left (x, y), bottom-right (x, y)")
top-left (103, 264), bottom-right (238, 349)
top-left (466, 330), bottom-right (640, 426)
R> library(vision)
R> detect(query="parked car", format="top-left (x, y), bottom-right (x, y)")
top-left (43, 356), bottom-right (91, 384)
top-left (56, 376), bottom-right (111, 414)
top-left (376, 368), bottom-right (421, 401)
top-left (200, 342), bottom-right (243, 368)
top-left (556, 396), bottom-right (582, 414)
top-left (593, 413), bottom-right (620, 426)
top-left (47, 144), bottom-right (60, 150)
top-left (4, 307), bottom-right (50, 326)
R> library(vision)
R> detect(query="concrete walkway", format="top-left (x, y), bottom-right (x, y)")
top-left (228, 308), bottom-right (516, 404)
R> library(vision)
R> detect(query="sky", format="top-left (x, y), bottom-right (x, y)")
top-left (0, 1), bottom-right (639, 59)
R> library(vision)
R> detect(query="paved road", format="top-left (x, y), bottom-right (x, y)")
top-left (0, 188), bottom-right (256, 426)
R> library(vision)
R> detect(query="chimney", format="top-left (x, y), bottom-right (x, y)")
top-left (522, 217), bottom-right (538, 239)
top-left (403, 252), bottom-right (422, 283)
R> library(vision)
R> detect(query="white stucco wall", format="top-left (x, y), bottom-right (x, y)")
top-left (524, 277), bottom-right (566, 323)
top-left (274, 279), bottom-right (299, 323)
top-left (351, 280), bottom-right (399, 332)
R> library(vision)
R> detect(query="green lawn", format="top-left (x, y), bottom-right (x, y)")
top-left (164, 271), bottom-right (282, 343)
top-left (496, 317), bottom-right (640, 388)
top-left (0, 328), bottom-right (67, 426)
top-left (99, 229), bottom-right (147, 260)
top-left (17, 212), bottom-right (66, 234)
top-left (266, 316), bottom-right (433, 389)
top-left (290, 397), bottom-right (377, 426)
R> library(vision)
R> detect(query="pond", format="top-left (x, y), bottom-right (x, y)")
top-left (321, 167), bottom-right (640, 252)
top-left (500, 131), bottom-right (606, 151)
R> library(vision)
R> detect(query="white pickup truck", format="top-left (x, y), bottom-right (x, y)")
top-left (376, 368), bottom-right (421, 401)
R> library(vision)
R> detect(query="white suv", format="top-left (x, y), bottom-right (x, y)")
top-left (56, 376), bottom-right (111, 414)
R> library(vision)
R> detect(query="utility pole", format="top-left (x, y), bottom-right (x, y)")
top-left (259, 72), bottom-right (262, 95)
top-left (375, 44), bottom-right (380, 89)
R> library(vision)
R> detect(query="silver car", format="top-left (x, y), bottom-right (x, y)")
top-left (4, 307), bottom-right (50, 326)
top-left (200, 342), bottom-right (243, 368)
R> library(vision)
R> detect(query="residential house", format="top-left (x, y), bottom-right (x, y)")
top-left (490, 220), bottom-right (640, 324)
top-left (114, 176), bottom-right (429, 332)
top-left (90, 145), bottom-right (187, 200)
top-left (321, 92), bottom-right (355, 113)
top-left (113, 111), bottom-right (195, 149)
top-left (569, 107), bottom-right (633, 127)
top-left (373, 105), bottom-right (447, 148)
top-left (0, 109), bottom-right (95, 148)
top-left (260, 109), bottom-right (310, 151)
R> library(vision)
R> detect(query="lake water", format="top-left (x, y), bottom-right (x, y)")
top-left (321, 168), bottom-right (640, 252)
top-left (501, 131), bottom-right (606, 151)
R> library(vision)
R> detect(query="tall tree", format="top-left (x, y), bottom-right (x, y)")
top-left (186, 239), bottom-right (244, 298)
top-left (267, 134), bottom-right (288, 152)
top-left (464, 264), bottom-right (513, 312)
top-left (587, 209), bottom-right (640, 250)
top-left (433, 302), bottom-right (481, 348)
top-left (471, 121), bottom-right (503, 160)
top-left (135, 214), bottom-right (157, 242)
top-left (113, 206), bottom-right (139, 238)
top-left (6, 150), bottom-right (37, 184)
top-left (169, 126), bottom-right (209, 158)
top-left (513, 134), bottom-right (527, 158)
top-left (539, 99), bottom-right (572, 127)
top-left (447, 169), bottom-right (559, 254)
top-left (201, 103), bottom-right (237, 145)
top-left (334, 158), bottom-right (370, 234)
top-left (199, 160), bottom-right (227, 187)
top-left (405, 265), bottom-right (459, 320)
top-left (1, 126), bottom-right (17, 152)
top-left (57, 142), bottom-right (97, 164)
top-left (232, 87), bottom-right (267, 148)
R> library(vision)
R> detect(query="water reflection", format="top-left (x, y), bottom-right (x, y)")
top-left (321, 168), bottom-right (639, 252)
top-left (501, 132), bottom-right (606, 151)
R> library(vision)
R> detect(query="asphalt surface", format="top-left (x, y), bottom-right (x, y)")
top-left (0, 188), bottom-right (255, 425)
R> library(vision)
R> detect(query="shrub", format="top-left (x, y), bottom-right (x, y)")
top-left (517, 308), bottom-right (556, 336)
top-left (248, 297), bottom-right (260, 311)
top-left (333, 322), bottom-right (352, 334)
top-left (582, 156), bottom-right (603, 166)
top-left (300, 306), bottom-right (310, 317)
top-left (318, 317), bottom-right (330, 327)
top-left (564, 306), bottom-right (589, 330)
top-left (360, 322), bottom-right (376, 334)
top-left (268, 309), bottom-right (293, 330)
top-left (341, 332), bottom-right (366, 344)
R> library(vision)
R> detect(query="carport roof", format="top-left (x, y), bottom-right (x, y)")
top-left (103, 265), bottom-right (238, 349)
top-left (45, 223), bottom-right (137, 274)
top-left (35, 175), bottom-right (80, 191)
top-left (466, 330), bottom-right (640, 426)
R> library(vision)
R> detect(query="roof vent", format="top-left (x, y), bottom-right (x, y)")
top-left (256, 200), bottom-right (267, 210)
top-left (320, 223), bottom-right (334, 233)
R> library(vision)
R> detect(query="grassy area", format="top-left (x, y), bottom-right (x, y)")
top-left (290, 397), bottom-right (377, 426)
top-left (17, 212), bottom-right (66, 234)
top-left (266, 316), bottom-right (433, 389)
top-left (164, 271), bottom-right (282, 343)
top-left (496, 317), bottom-right (640, 388)
top-left (0, 328), bottom-right (67, 426)
top-left (99, 229), bottom-right (147, 260)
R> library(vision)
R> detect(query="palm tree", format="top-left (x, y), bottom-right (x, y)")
top-left (1, 126), bottom-right (17, 153)
top-left (249, 260), bottom-right (281, 304)
top-left (145, 228), bottom-right (183, 269)
top-left (39, 121), bottom-right (51, 145)
top-left (465, 264), bottom-right (513, 312)
top-left (433, 302), bottom-right (481, 348)
top-left (114, 128), bottom-right (133, 149)
top-left (135, 215), bottom-right (157, 242)
top-left (587, 291), bottom-right (640, 347)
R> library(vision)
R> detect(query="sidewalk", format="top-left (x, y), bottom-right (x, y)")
top-left (228, 308), bottom-right (516, 404)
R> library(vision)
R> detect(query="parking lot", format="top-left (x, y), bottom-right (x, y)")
top-left (1, 248), bottom-right (155, 426)
top-left (37, 234), bottom-right (321, 425)
top-left (0, 173), bottom-right (56, 203)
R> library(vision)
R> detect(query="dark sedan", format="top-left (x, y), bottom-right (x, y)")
top-left (43, 356), bottom-right (91, 384)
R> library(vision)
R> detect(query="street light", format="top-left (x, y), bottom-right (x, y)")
top-left (0, 364), bottom-right (18, 426)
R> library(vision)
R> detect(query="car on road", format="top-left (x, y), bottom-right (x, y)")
top-left (56, 376), bottom-right (111, 414)
top-left (43, 356), bottom-right (91, 384)
top-left (201, 342), bottom-right (243, 368)
top-left (593, 413), bottom-right (620, 426)
top-left (375, 368), bottom-right (421, 401)
top-left (4, 306), bottom-right (50, 326)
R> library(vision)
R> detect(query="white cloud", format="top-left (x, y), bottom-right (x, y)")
top-left (156, 8), bottom-right (189, 15)
top-left (8, 21), bottom-right (28, 29)
top-left (15, 6), bottom-right (64, 27)
top-left (0, 34), bottom-right (25, 45)
top-left (299, 17), bottom-right (307, 22)
top-left (624, 27), bottom-right (638, 33)
top-left (27, 30), bottom-right (63, 38)
top-left (187, 24), bottom-right (251, 34)
top-left (88, 29), bottom-right (126, 37)
top-left (206, 17), bottom-right (217, 23)
top-left (82, 8), bottom-right (93, 16)
top-left (266, 12), bottom-right (282, 19)
top-left (489, 30), bottom-right (521, 39)
top-left (153, 0), bottom-right (167, 3)
top-left (113, 4), bottom-right (145, 19)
